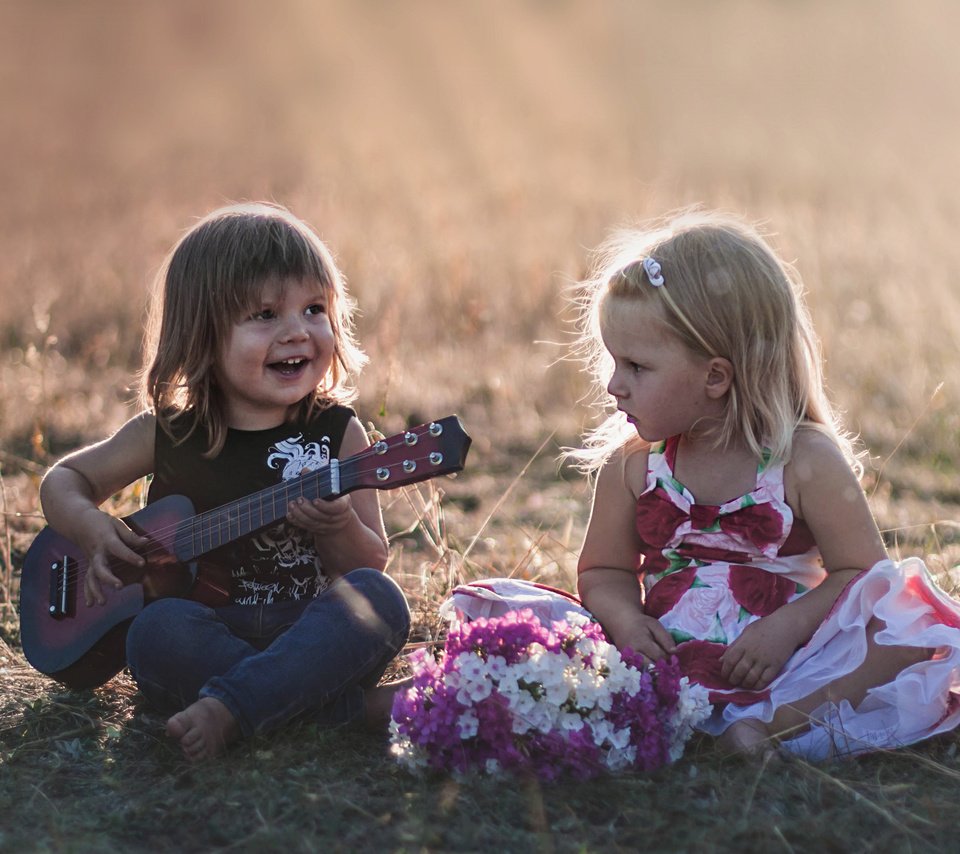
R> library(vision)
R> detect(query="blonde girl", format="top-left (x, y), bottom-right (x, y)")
top-left (451, 210), bottom-right (960, 759)
top-left (573, 210), bottom-right (960, 758)
top-left (40, 203), bottom-right (410, 760)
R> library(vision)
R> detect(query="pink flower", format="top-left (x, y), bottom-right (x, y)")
top-left (675, 640), bottom-right (732, 690)
top-left (637, 549), bottom-right (670, 576)
top-left (390, 610), bottom-right (710, 779)
top-left (644, 567), bottom-right (697, 619)
top-left (674, 640), bottom-right (773, 707)
top-left (635, 488), bottom-right (688, 548)
top-left (728, 564), bottom-right (796, 617)
top-left (778, 517), bottom-right (816, 556)
top-left (719, 502), bottom-right (783, 551)
top-left (660, 582), bottom-right (737, 640)
top-left (689, 503), bottom-right (721, 531)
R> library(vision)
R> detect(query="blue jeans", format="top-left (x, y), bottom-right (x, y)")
top-left (125, 568), bottom-right (410, 737)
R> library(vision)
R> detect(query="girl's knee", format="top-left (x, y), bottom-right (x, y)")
top-left (335, 568), bottom-right (411, 641)
top-left (340, 566), bottom-right (397, 591)
top-left (342, 568), bottom-right (408, 611)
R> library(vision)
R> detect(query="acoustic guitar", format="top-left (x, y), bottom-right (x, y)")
top-left (19, 415), bottom-right (470, 689)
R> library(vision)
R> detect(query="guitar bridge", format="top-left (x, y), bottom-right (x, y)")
top-left (48, 555), bottom-right (74, 619)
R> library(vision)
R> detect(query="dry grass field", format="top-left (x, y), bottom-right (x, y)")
top-left (2, 1), bottom-right (960, 851)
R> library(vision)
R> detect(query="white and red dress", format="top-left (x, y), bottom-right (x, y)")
top-left (447, 436), bottom-right (960, 760)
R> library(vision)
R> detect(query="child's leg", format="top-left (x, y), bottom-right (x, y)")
top-left (719, 618), bottom-right (932, 758)
top-left (770, 617), bottom-right (932, 737)
top-left (127, 599), bottom-right (261, 760)
top-left (126, 598), bottom-right (258, 712)
top-left (165, 697), bottom-right (241, 761)
top-left (719, 718), bottom-right (774, 757)
top-left (195, 568), bottom-right (410, 742)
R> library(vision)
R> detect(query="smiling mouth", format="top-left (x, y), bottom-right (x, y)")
top-left (269, 357), bottom-right (309, 376)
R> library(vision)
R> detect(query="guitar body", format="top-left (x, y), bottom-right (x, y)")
top-left (19, 415), bottom-right (471, 689)
top-left (18, 495), bottom-right (226, 689)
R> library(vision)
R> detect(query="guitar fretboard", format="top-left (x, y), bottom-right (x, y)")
top-left (181, 462), bottom-right (341, 559)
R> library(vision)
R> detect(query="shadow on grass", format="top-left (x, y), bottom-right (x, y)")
top-left (3, 670), bottom-right (960, 853)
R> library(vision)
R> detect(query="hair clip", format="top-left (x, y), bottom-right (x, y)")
top-left (642, 257), bottom-right (665, 288)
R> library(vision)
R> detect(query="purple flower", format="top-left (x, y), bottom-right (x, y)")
top-left (389, 609), bottom-right (711, 780)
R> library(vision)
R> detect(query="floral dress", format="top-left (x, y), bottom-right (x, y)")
top-left (447, 437), bottom-right (960, 760)
top-left (636, 435), bottom-right (823, 691)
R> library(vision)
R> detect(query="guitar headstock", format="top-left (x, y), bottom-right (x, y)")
top-left (344, 415), bottom-right (471, 492)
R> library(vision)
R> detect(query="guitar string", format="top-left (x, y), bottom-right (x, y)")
top-left (60, 445), bottom-right (454, 587)
top-left (56, 442), bottom-right (458, 589)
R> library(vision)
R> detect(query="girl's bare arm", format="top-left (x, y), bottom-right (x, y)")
top-left (285, 416), bottom-right (389, 576)
top-left (720, 429), bottom-right (888, 689)
top-left (39, 412), bottom-right (156, 605)
top-left (577, 447), bottom-right (677, 662)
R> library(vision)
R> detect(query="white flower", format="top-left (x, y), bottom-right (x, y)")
top-left (390, 611), bottom-right (716, 779)
top-left (667, 679), bottom-right (713, 760)
top-left (604, 744), bottom-right (636, 771)
top-left (543, 680), bottom-right (572, 707)
top-left (575, 679), bottom-right (604, 711)
top-left (456, 678), bottom-right (492, 705)
top-left (527, 701), bottom-right (557, 733)
top-left (388, 726), bottom-right (427, 771)
top-left (455, 652), bottom-right (487, 682)
top-left (607, 726), bottom-right (631, 750)
top-left (575, 637), bottom-right (601, 659)
top-left (450, 651), bottom-right (494, 704)
top-left (527, 642), bottom-right (547, 658)
top-left (511, 714), bottom-right (534, 735)
top-left (487, 655), bottom-right (508, 680)
top-left (508, 687), bottom-right (539, 719)
top-left (496, 676), bottom-right (519, 700)
top-left (590, 718), bottom-right (615, 746)
top-left (458, 708), bottom-right (479, 739)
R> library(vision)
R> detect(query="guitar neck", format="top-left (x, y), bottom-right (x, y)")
top-left (173, 415), bottom-right (471, 562)
top-left (179, 463), bottom-right (347, 562)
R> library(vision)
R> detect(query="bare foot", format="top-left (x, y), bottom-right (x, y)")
top-left (720, 718), bottom-right (778, 761)
top-left (364, 676), bottom-right (414, 730)
top-left (166, 697), bottom-right (240, 761)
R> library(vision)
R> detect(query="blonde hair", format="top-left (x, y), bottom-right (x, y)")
top-left (572, 210), bottom-right (856, 472)
top-left (141, 202), bottom-right (367, 456)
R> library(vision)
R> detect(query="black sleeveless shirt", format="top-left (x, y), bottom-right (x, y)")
top-left (148, 405), bottom-right (355, 604)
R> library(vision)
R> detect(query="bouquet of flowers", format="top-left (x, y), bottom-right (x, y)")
top-left (389, 608), bottom-right (712, 780)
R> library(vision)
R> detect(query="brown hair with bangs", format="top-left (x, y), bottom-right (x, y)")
top-left (141, 202), bottom-right (366, 456)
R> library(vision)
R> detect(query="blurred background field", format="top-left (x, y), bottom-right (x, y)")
top-left (2, 1), bottom-right (960, 850)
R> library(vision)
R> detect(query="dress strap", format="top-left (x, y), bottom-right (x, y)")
top-left (754, 446), bottom-right (786, 495)
top-left (645, 437), bottom-right (674, 486)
